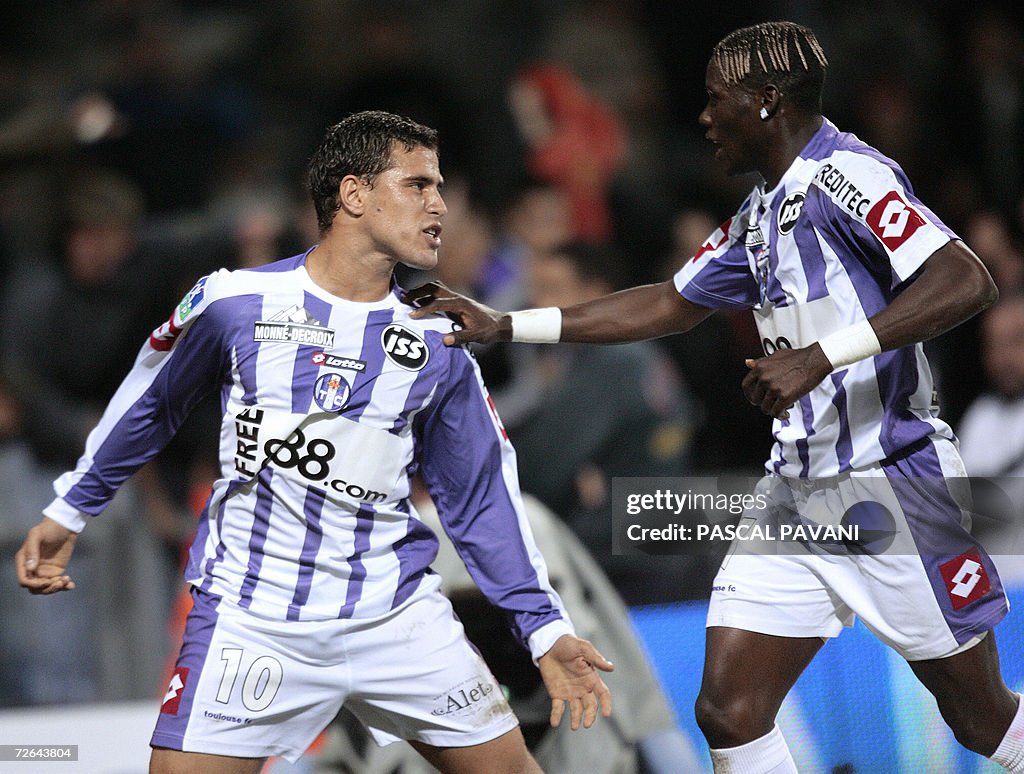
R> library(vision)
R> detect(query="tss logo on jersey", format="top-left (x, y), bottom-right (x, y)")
top-left (777, 192), bottom-right (805, 235)
top-left (381, 324), bottom-right (429, 370)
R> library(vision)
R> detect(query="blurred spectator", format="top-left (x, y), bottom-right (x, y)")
top-left (965, 209), bottom-right (1024, 293)
top-left (493, 178), bottom-right (575, 305)
top-left (0, 168), bottom-right (204, 705)
top-left (508, 63), bottom-right (626, 242)
top-left (1, 168), bottom-right (163, 467)
top-left (958, 295), bottom-right (1024, 480)
top-left (928, 209), bottom-right (1024, 425)
top-left (955, 7), bottom-right (1024, 215)
top-left (405, 174), bottom-right (579, 444)
top-left (538, 0), bottom-right (679, 273)
top-left (397, 174), bottom-right (550, 323)
top-left (81, 4), bottom-right (264, 214)
top-left (957, 294), bottom-right (1024, 582)
top-left (205, 183), bottom-right (307, 270)
top-left (497, 241), bottom-right (712, 604)
top-left (825, 4), bottom-right (946, 170)
top-left (656, 207), bottom-right (772, 472)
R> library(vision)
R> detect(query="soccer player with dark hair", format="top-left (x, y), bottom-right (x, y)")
top-left (16, 110), bottom-right (612, 774)
top-left (408, 22), bottom-right (1024, 773)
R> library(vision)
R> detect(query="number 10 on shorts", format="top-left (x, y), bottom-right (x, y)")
top-left (217, 648), bottom-right (284, 712)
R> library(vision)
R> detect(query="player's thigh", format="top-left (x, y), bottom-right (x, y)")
top-left (150, 747), bottom-right (266, 774)
top-left (908, 630), bottom-right (1016, 711)
top-left (705, 550), bottom-right (850, 643)
top-left (408, 727), bottom-right (542, 774)
top-left (153, 588), bottom-right (347, 763)
top-left (907, 631), bottom-right (1019, 754)
top-left (700, 547), bottom-right (832, 730)
top-left (699, 626), bottom-right (823, 714)
top-left (343, 579), bottom-right (518, 750)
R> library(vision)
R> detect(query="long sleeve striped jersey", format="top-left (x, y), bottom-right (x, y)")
top-left (43, 250), bottom-right (573, 659)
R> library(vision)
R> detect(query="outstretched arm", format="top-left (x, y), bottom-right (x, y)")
top-left (406, 279), bottom-right (713, 346)
top-left (742, 240), bottom-right (997, 418)
top-left (415, 346), bottom-right (617, 727)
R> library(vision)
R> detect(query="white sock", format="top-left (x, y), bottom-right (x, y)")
top-left (992, 694), bottom-right (1024, 772)
top-left (709, 725), bottom-right (798, 774)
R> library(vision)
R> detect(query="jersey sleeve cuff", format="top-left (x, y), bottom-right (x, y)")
top-left (890, 230), bottom-right (951, 283)
top-left (42, 498), bottom-right (89, 533)
top-left (527, 619), bottom-right (576, 664)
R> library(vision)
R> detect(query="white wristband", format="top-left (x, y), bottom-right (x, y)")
top-left (816, 320), bottom-right (881, 369)
top-left (509, 308), bottom-right (562, 343)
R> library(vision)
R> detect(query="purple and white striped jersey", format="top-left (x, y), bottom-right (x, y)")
top-left (675, 119), bottom-right (959, 478)
top-left (43, 250), bottom-right (572, 659)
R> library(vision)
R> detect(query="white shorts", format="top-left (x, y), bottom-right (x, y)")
top-left (708, 436), bottom-right (1009, 661)
top-left (151, 575), bottom-right (518, 762)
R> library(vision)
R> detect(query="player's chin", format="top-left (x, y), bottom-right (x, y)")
top-left (724, 156), bottom-right (757, 178)
top-left (402, 250), bottom-right (439, 272)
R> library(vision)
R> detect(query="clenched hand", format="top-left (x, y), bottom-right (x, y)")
top-left (742, 344), bottom-right (833, 419)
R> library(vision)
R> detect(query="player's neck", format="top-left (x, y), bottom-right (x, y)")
top-left (305, 242), bottom-right (393, 302)
top-left (761, 114), bottom-right (823, 190)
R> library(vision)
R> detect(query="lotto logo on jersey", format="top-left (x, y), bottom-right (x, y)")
top-left (311, 351), bottom-right (366, 371)
top-left (939, 549), bottom-right (991, 610)
top-left (692, 218), bottom-right (732, 262)
top-left (381, 324), bottom-right (429, 370)
top-left (866, 191), bottom-right (925, 251)
top-left (149, 314), bottom-right (182, 352)
top-left (161, 667), bottom-right (190, 715)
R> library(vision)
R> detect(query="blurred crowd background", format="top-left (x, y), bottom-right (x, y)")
top-left (1, 0), bottom-right (1022, 713)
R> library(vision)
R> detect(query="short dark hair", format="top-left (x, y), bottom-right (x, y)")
top-left (712, 21), bottom-right (828, 114)
top-left (307, 110), bottom-right (439, 235)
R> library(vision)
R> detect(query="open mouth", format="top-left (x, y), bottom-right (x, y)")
top-left (424, 225), bottom-right (442, 247)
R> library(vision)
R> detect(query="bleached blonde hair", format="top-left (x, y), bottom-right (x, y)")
top-left (712, 22), bottom-right (828, 112)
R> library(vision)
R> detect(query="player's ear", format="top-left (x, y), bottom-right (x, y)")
top-left (338, 175), bottom-right (367, 216)
top-left (760, 83), bottom-right (781, 120)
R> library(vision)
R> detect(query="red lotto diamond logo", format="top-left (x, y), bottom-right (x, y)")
top-left (692, 218), bottom-right (731, 262)
top-left (939, 550), bottom-right (991, 610)
top-left (866, 191), bottom-right (925, 250)
top-left (161, 667), bottom-right (189, 714)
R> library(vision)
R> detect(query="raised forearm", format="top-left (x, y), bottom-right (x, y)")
top-left (556, 280), bottom-right (712, 344)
